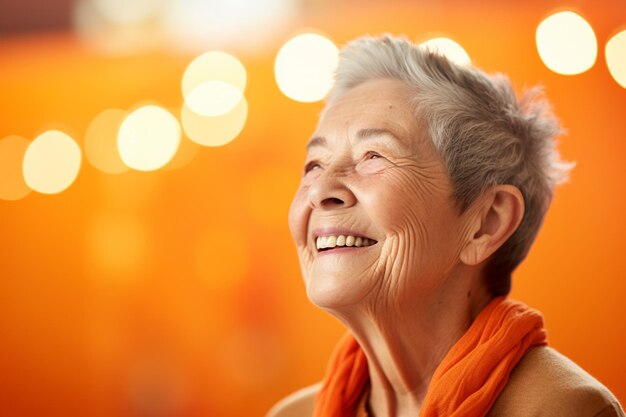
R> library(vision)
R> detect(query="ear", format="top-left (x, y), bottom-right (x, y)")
top-left (460, 185), bottom-right (525, 266)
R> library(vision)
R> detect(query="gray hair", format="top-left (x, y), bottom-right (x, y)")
top-left (330, 35), bottom-right (573, 296)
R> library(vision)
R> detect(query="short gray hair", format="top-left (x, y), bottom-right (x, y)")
top-left (330, 35), bottom-right (573, 296)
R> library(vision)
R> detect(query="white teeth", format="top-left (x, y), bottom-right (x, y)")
top-left (315, 234), bottom-right (375, 250)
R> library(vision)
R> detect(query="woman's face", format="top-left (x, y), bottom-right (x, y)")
top-left (289, 78), bottom-right (470, 310)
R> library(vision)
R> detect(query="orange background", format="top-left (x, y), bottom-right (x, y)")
top-left (1, 1), bottom-right (625, 416)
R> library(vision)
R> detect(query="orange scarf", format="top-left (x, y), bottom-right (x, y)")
top-left (313, 297), bottom-right (547, 417)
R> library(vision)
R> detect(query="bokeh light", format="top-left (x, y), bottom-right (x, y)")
top-left (88, 212), bottom-right (149, 277)
top-left (181, 98), bottom-right (248, 147)
top-left (419, 37), bottom-right (471, 66)
top-left (184, 80), bottom-right (244, 117)
top-left (85, 108), bottom-right (130, 174)
top-left (118, 105), bottom-right (181, 171)
top-left (161, 0), bottom-right (297, 53)
top-left (73, 0), bottom-right (161, 55)
top-left (182, 51), bottom-right (246, 116)
top-left (23, 130), bottom-right (82, 195)
top-left (0, 135), bottom-right (32, 201)
top-left (92, 0), bottom-right (164, 26)
top-left (606, 30), bottom-right (626, 88)
top-left (274, 33), bottom-right (339, 102)
top-left (536, 11), bottom-right (597, 75)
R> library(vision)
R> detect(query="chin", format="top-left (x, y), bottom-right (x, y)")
top-left (305, 270), bottom-right (369, 310)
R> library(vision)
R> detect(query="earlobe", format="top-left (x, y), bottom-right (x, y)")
top-left (460, 185), bottom-right (524, 266)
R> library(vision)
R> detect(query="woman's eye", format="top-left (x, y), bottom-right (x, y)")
top-left (366, 151), bottom-right (382, 160)
top-left (358, 151), bottom-right (390, 174)
top-left (304, 161), bottom-right (321, 174)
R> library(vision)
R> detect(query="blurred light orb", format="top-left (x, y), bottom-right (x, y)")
top-left (85, 108), bottom-right (130, 174)
top-left (182, 51), bottom-right (246, 116)
top-left (185, 80), bottom-right (244, 116)
top-left (73, 0), bottom-right (162, 55)
top-left (92, 0), bottom-right (164, 25)
top-left (0, 135), bottom-right (32, 201)
top-left (536, 11), bottom-right (597, 75)
top-left (181, 97), bottom-right (248, 147)
top-left (118, 105), bottom-right (181, 171)
top-left (88, 212), bottom-right (149, 277)
top-left (419, 37), bottom-right (471, 66)
top-left (606, 30), bottom-right (626, 88)
top-left (23, 130), bottom-right (82, 195)
top-left (275, 33), bottom-right (339, 102)
top-left (162, 0), bottom-right (297, 53)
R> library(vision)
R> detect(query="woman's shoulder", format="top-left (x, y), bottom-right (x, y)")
top-left (488, 345), bottom-right (624, 417)
top-left (266, 383), bottom-right (321, 417)
top-left (265, 347), bottom-right (624, 417)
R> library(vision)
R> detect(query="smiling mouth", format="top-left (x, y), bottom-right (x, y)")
top-left (315, 235), bottom-right (378, 252)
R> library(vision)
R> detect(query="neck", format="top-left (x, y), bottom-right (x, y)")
top-left (328, 268), bottom-right (491, 417)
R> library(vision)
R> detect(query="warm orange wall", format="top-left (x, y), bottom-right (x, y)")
top-left (1, 2), bottom-right (625, 416)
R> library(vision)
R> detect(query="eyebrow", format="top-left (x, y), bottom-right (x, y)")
top-left (357, 128), bottom-right (404, 144)
top-left (306, 136), bottom-right (327, 151)
top-left (306, 128), bottom-right (405, 151)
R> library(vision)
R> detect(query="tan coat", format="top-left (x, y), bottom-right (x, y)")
top-left (267, 346), bottom-right (624, 417)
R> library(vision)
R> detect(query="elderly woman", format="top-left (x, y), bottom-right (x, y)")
top-left (268, 35), bottom-right (624, 417)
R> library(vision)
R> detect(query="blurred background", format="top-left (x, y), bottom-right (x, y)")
top-left (1, 0), bottom-right (625, 416)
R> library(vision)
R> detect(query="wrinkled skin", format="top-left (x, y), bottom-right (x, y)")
top-left (287, 78), bottom-right (523, 416)
top-left (288, 78), bottom-right (475, 312)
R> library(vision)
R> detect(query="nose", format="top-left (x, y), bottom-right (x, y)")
top-left (308, 167), bottom-right (357, 210)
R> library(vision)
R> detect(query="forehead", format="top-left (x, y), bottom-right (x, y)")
top-left (314, 78), bottom-right (420, 147)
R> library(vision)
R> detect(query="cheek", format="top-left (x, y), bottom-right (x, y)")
top-left (288, 184), bottom-right (311, 247)
top-left (359, 171), bottom-right (433, 234)
top-left (360, 170), bottom-right (461, 264)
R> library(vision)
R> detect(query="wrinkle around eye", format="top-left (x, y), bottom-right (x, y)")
top-left (384, 160), bottom-right (454, 200)
top-left (356, 161), bottom-right (392, 176)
